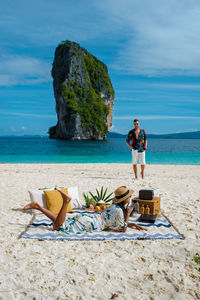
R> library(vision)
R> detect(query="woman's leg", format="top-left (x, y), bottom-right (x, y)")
top-left (53, 190), bottom-right (71, 230)
top-left (23, 202), bottom-right (57, 222)
top-left (23, 190), bottom-right (72, 230)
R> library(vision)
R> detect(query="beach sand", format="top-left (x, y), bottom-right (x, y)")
top-left (0, 163), bottom-right (199, 299)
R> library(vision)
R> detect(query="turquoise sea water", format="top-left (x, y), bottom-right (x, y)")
top-left (0, 136), bottom-right (199, 164)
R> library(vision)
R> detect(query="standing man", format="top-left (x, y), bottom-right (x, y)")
top-left (126, 119), bottom-right (147, 179)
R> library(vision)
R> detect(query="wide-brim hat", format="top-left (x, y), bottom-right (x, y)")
top-left (113, 186), bottom-right (134, 204)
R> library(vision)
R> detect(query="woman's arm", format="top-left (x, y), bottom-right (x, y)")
top-left (128, 222), bottom-right (147, 231)
top-left (111, 206), bottom-right (147, 232)
top-left (119, 207), bottom-right (131, 232)
top-left (120, 207), bottom-right (147, 232)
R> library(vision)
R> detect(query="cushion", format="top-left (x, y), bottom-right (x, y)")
top-left (68, 186), bottom-right (82, 208)
top-left (44, 188), bottom-right (73, 214)
top-left (28, 186), bottom-right (82, 214)
top-left (28, 188), bottom-right (53, 214)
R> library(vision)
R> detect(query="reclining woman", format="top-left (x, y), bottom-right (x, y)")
top-left (23, 186), bottom-right (147, 233)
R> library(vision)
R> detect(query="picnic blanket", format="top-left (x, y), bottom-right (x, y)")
top-left (20, 209), bottom-right (184, 241)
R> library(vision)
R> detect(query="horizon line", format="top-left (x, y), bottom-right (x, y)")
top-left (0, 130), bottom-right (199, 138)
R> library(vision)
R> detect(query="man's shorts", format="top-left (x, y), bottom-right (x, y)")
top-left (132, 149), bottom-right (146, 165)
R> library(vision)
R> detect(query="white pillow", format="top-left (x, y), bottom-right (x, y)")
top-left (28, 186), bottom-right (82, 213)
top-left (28, 188), bottom-right (53, 214)
top-left (68, 186), bottom-right (82, 208)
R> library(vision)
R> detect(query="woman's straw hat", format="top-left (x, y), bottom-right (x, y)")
top-left (113, 186), bottom-right (134, 204)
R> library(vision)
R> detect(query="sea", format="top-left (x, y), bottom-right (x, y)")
top-left (0, 136), bottom-right (199, 164)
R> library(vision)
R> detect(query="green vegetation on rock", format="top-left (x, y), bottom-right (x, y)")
top-left (50, 40), bottom-right (114, 139)
top-left (60, 41), bottom-right (114, 137)
top-left (61, 81), bottom-right (109, 136)
top-left (83, 52), bottom-right (114, 99)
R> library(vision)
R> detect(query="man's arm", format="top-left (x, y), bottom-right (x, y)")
top-left (144, 130), bottom-right (147, 149)
top-left (126, 131), bottom-right (133, 150)
top-left (145, 139), bottom-right (147, 149)
top-left (126, 140), bottom-right (133, 150)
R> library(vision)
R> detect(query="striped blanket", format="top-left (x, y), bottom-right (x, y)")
top-left (20, 209), bottom-right (184, 241)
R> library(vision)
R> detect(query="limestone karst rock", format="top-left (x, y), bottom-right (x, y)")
top-left (49, 40), bottom-right (115, 140)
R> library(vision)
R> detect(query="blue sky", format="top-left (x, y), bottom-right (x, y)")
top-left (0, 0), bottom-right (200, 135)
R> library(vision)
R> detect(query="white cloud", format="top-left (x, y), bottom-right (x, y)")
top-left (99, 0), bottom-right (200, 75)
top-left (1, 111), bottom-right (56, 119)
top-left (0, 55), bottom-right (51, 86)
top-left (10, 127), bottom-right (17, 132)
top-left (9, 126), bottom-right (28, 133)
top-left (114, 115), bottom-right (200, 120)
top-left (1, 0), bottom-right (200, 77)
top-left (0, 0), bottom-right (107, 47)
top-left (153, 83), bottom-right (200, 89)
top-left (172, 128), bottom-right (199, 133)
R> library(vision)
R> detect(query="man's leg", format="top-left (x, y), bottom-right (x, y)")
top-left (141, 165), bottom-right (145, 179)
top-left (133, 164), bottom-right (138, 179)
top-left (132, 150), bottom-right (138, 179)
top-left (139, 151), bottom-right (146, 179)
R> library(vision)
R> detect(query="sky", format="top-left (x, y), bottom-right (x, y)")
top-left (0, 0), bottom-right (200, 136)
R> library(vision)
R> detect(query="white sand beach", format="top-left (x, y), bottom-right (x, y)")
top-left (0, 163), bottom-right (199, 299)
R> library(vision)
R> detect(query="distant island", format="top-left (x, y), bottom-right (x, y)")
top-left (107, 131), bottom-right (200, 139)
top-left (1, 131), bottom-right (200, 139)
top-left (49, 40), bottom-right (114, 140)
